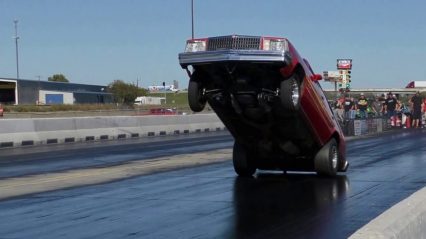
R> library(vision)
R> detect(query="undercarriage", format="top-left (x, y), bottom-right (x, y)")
top-left (188, 63), bottom-right (319, 172)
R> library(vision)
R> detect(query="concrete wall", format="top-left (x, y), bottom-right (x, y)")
top-left (350, 187), bottom-right (426, 239)
top-left (0, 114), bottom-right (225, 147)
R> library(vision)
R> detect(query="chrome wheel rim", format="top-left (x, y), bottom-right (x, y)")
top-left (291, 80), bottom-right (299, 107)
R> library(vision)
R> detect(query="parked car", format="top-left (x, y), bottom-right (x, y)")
top-left (149, 108), bottom-right (177, 115)
top-left (178, 35), bottom-right (348, 177)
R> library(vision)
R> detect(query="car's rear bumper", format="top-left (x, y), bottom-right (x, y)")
top-left (179, 50), bottom-right (291, 67)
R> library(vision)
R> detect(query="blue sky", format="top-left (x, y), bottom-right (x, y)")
top-left (0, 0), bottom-right (425, 89)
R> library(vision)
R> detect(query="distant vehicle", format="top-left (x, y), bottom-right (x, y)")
top-left (134, 97), bottom-right (143, 106)
top-left (134, 96), bottom-right (164, 105)
top-left (405, 81), bottom-right (426, 88)
top-left (148, 85), bottom-right (179, 92)
top-left (179, 35), bottom-right (348, 177)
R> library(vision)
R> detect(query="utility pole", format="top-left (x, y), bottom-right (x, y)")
top-left (14, 20), bottom-right (20, 79)
top-left (191, 0), bottom-right (194, 39)
top-left (36, 75), bottom-right (41, 104)
top-left (163, 81), bottom-right (167, 105)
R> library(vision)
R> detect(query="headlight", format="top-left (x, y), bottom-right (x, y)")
top-left (262, 38), bottom-right (287, 51)
top-left (185, 40), bottom-right (207, 52)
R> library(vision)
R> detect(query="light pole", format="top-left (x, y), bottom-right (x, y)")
top-left (162, 81), bottom-right (167, 105)
top-left (191, 0), bottom-right (194, 39)
top-left (36, 75), bottom-right (41, 104)
top-left (14, 20), bottom-right (20, 79)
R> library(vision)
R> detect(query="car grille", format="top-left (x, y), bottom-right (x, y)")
top-left (207, 36), bottom-right (261, 51)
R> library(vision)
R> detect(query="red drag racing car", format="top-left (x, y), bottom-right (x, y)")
top-left (179, 35), bottom-right (348, 177)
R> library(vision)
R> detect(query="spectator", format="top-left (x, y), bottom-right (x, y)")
top-left (395, 95), bottom-right (402, 112)
top-left (357, 93), bottom-right (368, 118)
top-left (399, 101), bottom-right (411, 128)
top-left (410, 91), bottom-right (423, 128)
top-left (343, 94), bottom-right (355, 119)
top-left (384, 92), bottom-right (397, 124)
top-left (334, 96), bottom-right (344, 125)
top-left (372, 95), bottom-right (383, 117)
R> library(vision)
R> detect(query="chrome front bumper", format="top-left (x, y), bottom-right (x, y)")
top-left (179, 50), bottom-right (291, 67)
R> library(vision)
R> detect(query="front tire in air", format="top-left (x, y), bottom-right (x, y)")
top-left (188, 80), bottom-right (206, 112)
top-left (233, 141), bottom-right (256, 177)
top-left (314, 138), bottom-right (339, 177)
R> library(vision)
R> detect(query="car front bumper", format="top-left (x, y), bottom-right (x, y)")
top-left (179, 50), bottom-right (291, 67)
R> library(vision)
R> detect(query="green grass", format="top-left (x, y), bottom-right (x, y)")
top-left (3, 104), bottom-right (119, 113)
top-left (0, 92), bottom-right (191, 113)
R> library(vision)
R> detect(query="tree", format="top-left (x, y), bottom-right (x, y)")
top-left (108, 80), bottom-right (139, 105)
top-left (48, 74), bottom-right (69, 82)
top-left (138, 87), bottom-right (149, 96)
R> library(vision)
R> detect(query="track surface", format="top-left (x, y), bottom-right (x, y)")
top-left (0, 130), bottom-right (425, 238)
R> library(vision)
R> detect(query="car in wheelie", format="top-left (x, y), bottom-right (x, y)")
top-left (178, 35), bottom-right (348, 177)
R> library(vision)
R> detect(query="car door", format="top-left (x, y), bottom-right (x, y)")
top-left (300, 60), bottom-right (335, 145)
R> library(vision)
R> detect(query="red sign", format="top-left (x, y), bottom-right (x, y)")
top-left (337, 59), bottom-right (352, 69)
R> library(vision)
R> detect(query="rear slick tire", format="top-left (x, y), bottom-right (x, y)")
top-left (188, 80), bottom-right (206, 112)
top-left (314, 138), bottom-right (339, 177)
top-left (233, 141), bottom-right (256, 177)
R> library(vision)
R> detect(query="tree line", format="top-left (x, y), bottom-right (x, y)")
top-left (107, 80), bottom-right (148, 105)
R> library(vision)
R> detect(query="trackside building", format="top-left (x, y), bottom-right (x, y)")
top-left (0, 78), bottom-right (112, 105)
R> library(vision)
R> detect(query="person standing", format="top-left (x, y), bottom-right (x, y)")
top-left (372, 95), bottom-right (383, 117)
top-left (410, 91), bottom-right (423, 128)
top-left (357, 93), bottom-right (368, 118)
top-left (343, 94), bottom-right (355, 119)
top-left (384, 92), bottom-right (397, 126)
top-left (334, 96), bottom-right (345, 125)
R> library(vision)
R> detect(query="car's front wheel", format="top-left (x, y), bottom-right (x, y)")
top-left (233, 141), bottom-right (256, 177)
top-left (314, 138), bottom-right (339, 177)
top-left (188, 80), bottom-right (207, 112)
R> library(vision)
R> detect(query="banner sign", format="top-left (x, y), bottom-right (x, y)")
top-left (337, 59), bottom-right (352, 69)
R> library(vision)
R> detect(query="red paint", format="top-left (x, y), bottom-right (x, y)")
top-left (285, 39), bottom-right (346, 161)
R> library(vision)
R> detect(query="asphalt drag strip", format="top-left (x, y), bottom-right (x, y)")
top-left (0, 148), bottom-right (232, 200)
